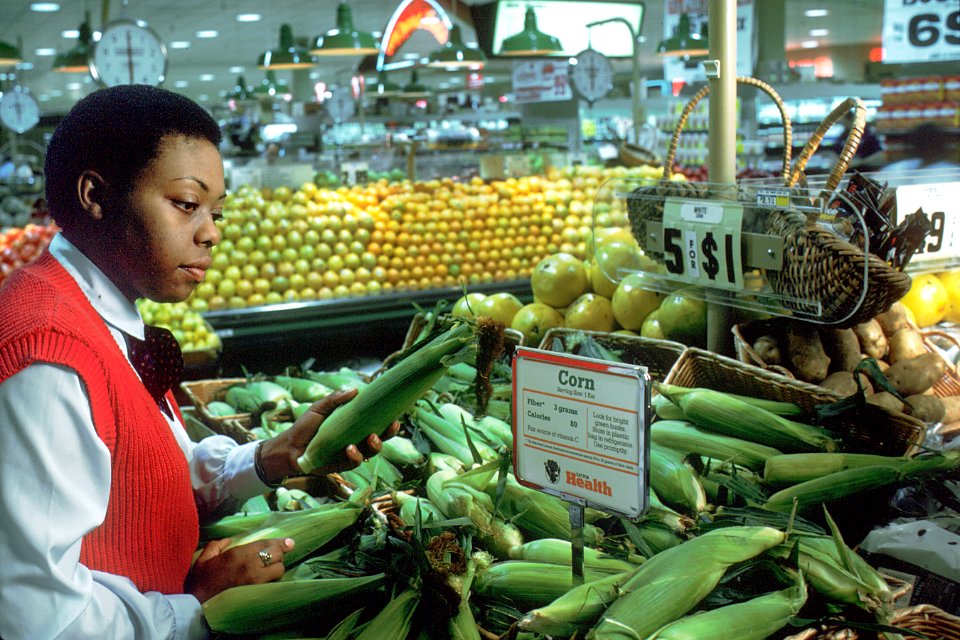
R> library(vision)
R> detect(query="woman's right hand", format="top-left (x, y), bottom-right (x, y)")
top-left (184, 536), bottom-right (294, 603)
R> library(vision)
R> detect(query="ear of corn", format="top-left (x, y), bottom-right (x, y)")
top-left (304, 367), bottom-right (369, 391)
top-left (657, 383), bottom-right (802, 416)
top-left (339, 454), bottom-right (404, 491)
top-left (652, 420), bottom-right (782, 472)
top-left (473, 561), bottom-right (617, 610)
top-left (225, 501), bottom-right (362, 566)
top-left (649, 444), bottom-right (707, 515)
top-left (587, 526), bottom-right (786, 639)
top-left (378, 435), bottom-right (426, 467)
top-left (394, 491), bottom-right (449, 531)
top-left (763, 452), bottom-right (913, 486)
top-left (645, 570), bottom-right (807, 640)
top-left (297, 322), bottom-right (475, 473)
top-left (519, 569), bottom-right (636, 637)
top-left (224, 380), bottom-right (293, 412)
top-left (353, 587), bottom-right (420, 640)
top-left (653, 393), bottom-right (686, 420)
top-left (202, 574), bottom-right (384, 634)
top-left (205, 400), bottom-right (237, 417)
top-left (324, 608), bottom-right (367, 640)
top-left (201, 502), bottom-right (342, 542)
top-left (449, 560), bottom-right (482, 640)
top-left (412, 403), bottom-right (499, 464)
top-left (763, 465), bottom-right (903, 513)
top-left (656, 385), bottom-right (837, 453)
top-left (510, 538), bottom-right (641, 573)
top-left (272, 375), bottom-right (333, 403)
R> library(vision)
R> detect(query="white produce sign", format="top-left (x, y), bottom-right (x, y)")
top-left (882, 0), bottom-right (960, 63)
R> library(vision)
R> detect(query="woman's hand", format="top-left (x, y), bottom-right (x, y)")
top-left (257, 388), bottom-right (400, 483)
top-left (185, 537), bottom-right (294, 604)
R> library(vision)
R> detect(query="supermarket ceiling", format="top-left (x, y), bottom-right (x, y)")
top-left (0, 0), bottom-right (885, 116)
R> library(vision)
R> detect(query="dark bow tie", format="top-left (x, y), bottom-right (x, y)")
top-left (126, 325), bottom-right (183, 418)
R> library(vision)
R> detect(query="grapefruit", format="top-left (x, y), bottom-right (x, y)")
top-left (511, 302), bottom-right (565, 347)
top-left (564, 293), bottom-right (616, 332)
top-left (531, 253), bottom-right (589, 308)
top-left (476, 292), bottom-right (524, 326)
top-left (937, 270), bottom-right (960, 323)
top-left (591, 241), bottom-right (648, 298)
top-left (657, 290), bottom-right (707, 347)
top-left (899, 273), bottom-right (947, 327)
top-left (611, 272), bottom-right (666, 330)
top-left (640, 309), bottom-right (665, 339)
top-left (452, 292), bottom-right (487, 318)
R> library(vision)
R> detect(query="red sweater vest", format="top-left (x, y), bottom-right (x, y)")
top-left (0, 251), bottom-right (199, 594)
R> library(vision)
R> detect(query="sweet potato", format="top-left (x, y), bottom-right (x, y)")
top-left (887, 327), bottom-right (926, 364)
top-left (751, 335), bottom-right (781, 366)
top-left (786, 321), bottom-right (830, 383)
top-left (866, 391), bottom-right (905, 413)
top-left (875, 303), bottom-right (913, 337)
top-left (883, 352), bottom-right (946, 396)
top-left (852, 319), bottom-right (888, 360)
top-left (820, 328), bottom-right (861, 373)
top-left (904, 394), bottom-right (945, 423)
top-left (820, 371), bottom-right (873, 397)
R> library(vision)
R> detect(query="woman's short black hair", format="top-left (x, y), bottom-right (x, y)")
top-left (44, 85), bottom-right (222, 229)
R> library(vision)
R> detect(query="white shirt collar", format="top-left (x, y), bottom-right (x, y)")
top-left (48, 233), bottom-right (145, 341)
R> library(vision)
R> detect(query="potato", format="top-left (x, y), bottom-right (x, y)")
top-left (820, 371), bottom-right (874, 397)
top-left (887, 327), bottom-right (927, 364)
top-left (866, 391), bottom-right (905, 413)
top-left (883, 352), bottom-right (946, 396)
top-left (752, 335), bottom-right (781, 366)
top-left (875, 303), bottom-right (913, 337)
top-left (852, 319), bottom-right (888, 360)
top-left (904, 394), bottom-right (945, 423)
top-left (820, 328), bottom-right (861, 373)
top-left (786, 321), bottom-right (830, 383)
top-left (942, 396), bottom-right (960, 424)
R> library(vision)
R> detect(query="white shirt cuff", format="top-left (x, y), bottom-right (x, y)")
top-left (166, 594), bottom-right (209, 640)
top-left (224, 440), bottom-right (275, 498)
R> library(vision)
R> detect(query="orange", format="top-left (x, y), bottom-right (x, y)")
top-left (900, 273), bottom-right (948, 327)
top-left (530, 252), bottom-right (589, 308)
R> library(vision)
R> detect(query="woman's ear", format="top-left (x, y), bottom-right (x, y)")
top-left (77, 170), bottom-right (109, 220)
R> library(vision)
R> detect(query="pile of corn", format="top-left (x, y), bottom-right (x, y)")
top-left (190, 321), bottom-right (958, 639)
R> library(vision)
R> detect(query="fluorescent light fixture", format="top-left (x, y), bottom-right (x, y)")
top-left (809, 29), bottom-right (829, 37)
top-left (61, 29), bottom-right (79, 38)
top-left (229, 65), bottom-right (245, 73)
top-left (804, 9), bottom-right (828, 17)
top-left (236, 13), bottom-right (261, 22)
top-left (169, 41), bottom-right (191, 49)
top-left (174, 80), bottom-right (189, 88)
top-left (66, 82), bottom-right (81, 90)
top-left (801, 40), bottom-right (819, 48)
top-left (34, 48), bottom-right (56, 56)
top-left (199, 73), bottom-right (215, 81)
top-left (196, 30), bottom-right (219, 38)
top-left (198, 94), bottom-right (209, 101)
top-left (30, 3), bottom-right (60, 12)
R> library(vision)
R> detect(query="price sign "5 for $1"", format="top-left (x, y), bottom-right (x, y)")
top-left (661, 198), bottom-right (745, 291)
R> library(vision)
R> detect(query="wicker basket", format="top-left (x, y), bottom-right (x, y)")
top-left (785, 604), bottom-right (960, 640)
top-left (627, 76), bottom-right (793, 261)
top-left (664, 348), bottom-right (925, 456)
top-left (538, 328), bottom-right (686, 384)
top-left (180, 377), bottom-right (253, 431)
top-left (764, 98), bottom-right (912, 327)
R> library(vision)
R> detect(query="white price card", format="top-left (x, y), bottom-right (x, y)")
top-left (512, 347), bottom-right (650, 519)
top-left (661, 197), bottom-right (745, 291)
top-left (756, 188), bottom-right (791, 208)
top-left (340, 162), bottom-right (369, 186)
top-left (897, 181), bottom-right (960, 265)
top-left (882, 0), bottom-right (960, 64)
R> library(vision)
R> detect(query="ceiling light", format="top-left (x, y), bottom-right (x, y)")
top-left (801, 40), bottom-right (819, 48)
top-left (17, 62), bottom-right (34, 70)
top-left (49, 89), bottom-right (63, 96)
top-left (229, 65), bottom-right (245, 73)
top-left (196, 30), bottom-right (219, 39)
top-left (92, 31), bottom-right (101, 41)
top-left (53, 11), bottom-right (93, 72)
top-left (656, 13), bottom-right (709, 57)
top-left (30, 3), bottom-right (60, 12)
top-left (169, 41), bottom-right (191, 49)
top-left (810, 29), bottom-right (829, 37)
top-left (804, 9), bottom-right (828, 17)
top-left (174, 80), bottom-right (189, 88)
top-left (236, 14), bottom-right (261, 22)
top-left (258, 24), bottom-right (315, 69)
top-left (34, 48), bottom-right (56, 56)
top-left (253, 70), bottom-right (290, 97)
top-left (499, 7), bottom-right (563, 56)
top-left (199, 74), bottom-right (215, 81)
top-left (311, 2), bottom-right (379, 56)
top-left (428, 24), bottom-right (486, 69)
top-left (61, 29), bottom-right (78, 38)
top-left (66, 82), bottom-right (81, 90)
top-left (198, 94), bottom-right (209, 101)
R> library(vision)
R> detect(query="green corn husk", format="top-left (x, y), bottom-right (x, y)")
top-left (202, 574), bottom-right (384, 634)
top-left (297, 322), bottom-right (475, 473)
top-left (473, 561), bottom-right (615, 609)
top-left (645, 570), bottom-right (807, 640)
top-left (510, 538), bottom-right (641, 573)
top-left (413, 404), bottom-right (499, 464)
top-left (587, 526), bottom-right (786, 639)
top-left (763, 452), bottom-right (958, 487)
top-left (656, 384), bottom-right (802, 417)
top-left (438, 402), bottom-right (513, 449)
top-left (652, 394), bottom-right (686, 420)
top-left (656, 384), bottom-right (837, 453)
top-left (643, 489), bottom-right (696, 535)
top-left (304, 367), bottom-right (369, 391)
top-left (763, 465), bottom-right (903, 513)
top-left (275, 487), bottom-right (325, 511)
top-left (394, 491), bottom-right (449, 530)
top-left (519, 569), bottom-right (636, 637)
top-left (649, 444), bottom-right (707, 515)
top-left (201, 502), bottom-right (342, 541)
top-left (225, 501), bottom-right (362, 566)
top-left (339, 454), bottom-right (403, 490)
top-left (449, 560), bottom-right (482, 640)
top-left (225, 380), bottom-right (293, 412)
top-left (325, 608), bottom-right (366, 640)
top-left (354, 587), bottom-right (419, 640)
top-left (205, 400), bottom-right (237, 417)
top-left (379, 435), bottom-right (426, 467)
top-left (429, 452), bottom-right (466, 475)
top-left (272, 375), bottom-right (333, 403)
top-left (445, 361), bottom-right (478, 382)
top-left (652, 420), bottom-right (782, 472)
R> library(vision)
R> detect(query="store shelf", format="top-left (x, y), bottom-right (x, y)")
top-left (200, 280), bottom-right (532, 377)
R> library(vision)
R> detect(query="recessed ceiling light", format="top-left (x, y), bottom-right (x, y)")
top-left (199, 74), bottom-right (215, 81)
top-left (801, 40), bottom-right (819, 49)
top-left (804, 9), bottom-right (828, 17)
top-left (61, 29), bottom-right (79, 38)
top-left (196, 30), bottom-right (219, 38)
top-left (30, 3), bottom-right (60, 12)
top-left (92, 31), bottom-right (101, 41)
top-left (229, 66), bottom-right (245, 73)
top-left (174, 80), bottom-right (189, 88)
top-left (169, 41), bottom-right (191, 49)
top-left (809, 29), bottom-right (829, 37)
top-left (34, 48), bottom-right (56, 56)
top-left (236, 13), bottom-right (261, 22)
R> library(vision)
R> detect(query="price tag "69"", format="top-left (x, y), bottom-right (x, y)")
top-left (883, 0), bottom-right (960, 64)
top-left (661, 198), bottom-right (745, 291)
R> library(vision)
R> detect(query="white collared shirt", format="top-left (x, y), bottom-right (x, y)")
top-left (0, 233), bottom-right (272, 640)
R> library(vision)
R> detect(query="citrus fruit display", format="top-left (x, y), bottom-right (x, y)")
top-left (611, 272), bottom-right (666, 330)
top-left (452, 292), bottom-right (488, 318)
top-left (510, 302), bottom-right (565, 346)
top-left (590, 240), bottom-right (648, 298)
top-left (530, 252), bottom-right (589, 308)
top-left (936, 270), bottom-right (960, 324)
top-left (656, 289), bottom-right (707, 347)
top-left (640, 308), bottom-right (665, 339)
top-left (899, 273), bottom-right (947, 328)
top-left (564, 293), bottom-right (616, 332)
top-left (475, 292), bottom-right (524, 326)
top-left (137, 299), bottom-right (221, 353)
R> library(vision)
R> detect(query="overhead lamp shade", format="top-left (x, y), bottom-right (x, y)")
top-left (258, 24), bottom-right (315, 69)
top-left (253, 70), bottom-right (290, 97)
top-left (399, 69), bottom-right (430, 98)
top-left (373, 70), bottom-right (401, 97)
top-left (53, 11), bottom-right (93, 72)
top-left (311, 2), bottom-right (379, 56)
top-left (0, 39), bottom-right (22, 67)
top-left (427, 25), bottom-right (485, 69)
top-left (499, 7), bottom-right (562, 57)
top-left (656, 13), bottom-right (709, 58)
top-left (231, 75), bottom-right (252, 100)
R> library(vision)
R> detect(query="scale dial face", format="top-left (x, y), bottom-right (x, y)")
top-left (326, 90), bottom-right (356, 121)
top-left (0, 89), bottom-right (40, 134)
top-left (91, 19), bottom-right (168, 87)
top-left (571, 48), bottom-right (614, 103)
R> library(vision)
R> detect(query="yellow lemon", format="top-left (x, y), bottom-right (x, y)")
top-left (899, 273), bottom-right (948, 328)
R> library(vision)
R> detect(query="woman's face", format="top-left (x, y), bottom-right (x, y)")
top-left (105, 134), bottom-right (225, 303)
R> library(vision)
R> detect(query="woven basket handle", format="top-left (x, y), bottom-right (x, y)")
top-left (663, 76), bottom-right (793, 183)
top-left (787, 97), bottom-right (866, 192)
